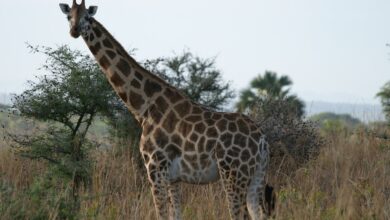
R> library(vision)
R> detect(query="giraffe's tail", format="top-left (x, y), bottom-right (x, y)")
top-left (246, 135), bottom-right (271, 219)
top-left (259, 135), bottom-right (270, 170)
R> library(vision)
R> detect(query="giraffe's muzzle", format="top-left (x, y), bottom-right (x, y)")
top-left (70, 26), bottom-right (81, 38)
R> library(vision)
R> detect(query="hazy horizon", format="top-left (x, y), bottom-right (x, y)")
top-left (0, 92), bottom-right (384, 122)
top-left (1, 0), bottom-right (389, 105)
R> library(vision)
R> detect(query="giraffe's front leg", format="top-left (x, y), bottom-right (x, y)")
top-left (168, 182), bottom-right (181, 220)
top-left (147, 163), bottom-right (169, 220)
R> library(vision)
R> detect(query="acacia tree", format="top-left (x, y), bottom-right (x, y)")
top-left (377, 81), bottom-right (390, 123)
top-left (144, 51), bottom-right (235, 110)
top-left (8, 44), bottom-right (117, 216)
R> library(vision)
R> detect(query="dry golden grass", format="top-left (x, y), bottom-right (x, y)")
top-left (272, 132), bottom-right (390, 220)
top-left (1, 129), bottom-right (389, 220)
top-left (0, 148), bottom-right (44, 192)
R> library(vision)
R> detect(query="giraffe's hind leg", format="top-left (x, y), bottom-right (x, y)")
top-left (246, 135), bottom-right (270, 220)
top-left (220, 168), bottom-right (251, 220)
top-left (168, 182), bottom-right (181, 220)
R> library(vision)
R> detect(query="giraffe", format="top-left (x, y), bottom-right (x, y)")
top-left (59, 1), bottom-right (273, 219)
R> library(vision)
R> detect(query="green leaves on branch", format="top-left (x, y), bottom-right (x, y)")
top-left (144, 51), bottom-right (235, 110)
top-left (377, 81), bottom-right (390, 123)
top-left (16, 45), bottom-right (115, 133)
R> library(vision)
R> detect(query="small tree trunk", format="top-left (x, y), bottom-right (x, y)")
top-left (71, 136), bottom-right (82, 212)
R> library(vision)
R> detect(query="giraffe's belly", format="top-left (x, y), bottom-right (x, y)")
top-left (168, 157), bottom-right (220, 184)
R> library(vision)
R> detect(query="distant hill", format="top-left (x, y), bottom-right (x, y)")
top-left (310, 112), bottom-right (362, 129)
top-left (0, 103), bottom-right (10, 110)
top-left (305, 101), bottom-right (385, 123)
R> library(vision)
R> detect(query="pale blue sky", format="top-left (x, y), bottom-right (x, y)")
top-left (0, 0), bottom-right (389, 105)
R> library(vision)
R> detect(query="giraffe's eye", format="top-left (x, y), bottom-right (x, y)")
top-left (67, 15), bottom-right (71, 20)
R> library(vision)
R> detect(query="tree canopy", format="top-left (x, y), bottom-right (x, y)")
top-left (14, 45), bottom-right (116, 134)
top-left (144, 51), bottom-right (235, 110)
top-left (310, 112), bottom-right (362, 129)
top-left (236, 71), bottom-right (305, 117)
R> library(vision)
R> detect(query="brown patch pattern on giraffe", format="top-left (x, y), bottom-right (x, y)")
top-left (89, 42), bottom-right (101, 55)
top-left (185, 115), bottom-right (202, 123)
top-left (117, 59), bottom-right (131, 76)
top-left (189, 133), bottom-right (198, 143)
top-left (144, 80), bottom-right (162, 97)
top-left (89, 33), bottom-right (95, 42)
top-left (198, 136), bottom-right (206, 152)
top-left (165, 144), bottom-right (181, 160)
top-left (142, 139), bottom-right (155, 154)
top-left (149, 105), bottom-right (164, 124)
top-left (93, 26), bottom-right (102, 38)
top-left (143, 122), bottom-right (154, 137)
top-left (216, 119), bottom-right (228, 132)
top-left (175, 101), bottom-right (192, 118)
top-left (99, 56), bottom-right (110, 70)
top-left (129, 91), bottom-right (145, 109)
top-left (102, 38), bottom-right (113, 48)
top-left (118, 92), bottom-right (127, 102)
top-left (237, 119), bottom-right (249, 134)
top-left (154, 128), bottom-right (169, 147)
top-left (164, 88), bottom-right (182, 104)
top-left (110, 72), bottom-right (125, 87)
top-left (177, 120), bottom-right (193, 138)
top-left (135, 71), bottom-right (143, 81)
top-left (130, 79), bottom-right (141, 89)
top-left (184, 141), bottom-right (195, 151)
top-left (205, 139), bottom-right (216, 151)
top-left (171, 134), bottom-right (183, 146)
top-left (194, 122), bottom-right (206, 134)
top-left (162, 111), bottom-right (179, 133)
top-left (155, 96), bottom-right (168, 110)
top-left (106, 50), bottom-right (116, 60)
top-left (192, 106), bottom-right (203, 114)
top-left (206, 127), bottom-right (218, 138)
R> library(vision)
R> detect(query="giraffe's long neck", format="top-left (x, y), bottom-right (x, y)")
top-left (82, 18), bottom-right (183, 122)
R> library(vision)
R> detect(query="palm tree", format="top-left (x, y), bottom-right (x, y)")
top-left (250, 71), bottom-right (292, 97)
top-left (236, 71), bottom-right (305, 117)
top-left (377, 81), bottom-right (390, 122)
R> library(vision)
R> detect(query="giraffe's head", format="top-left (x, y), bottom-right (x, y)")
top-left (59, 0), bottom-right (98, 38)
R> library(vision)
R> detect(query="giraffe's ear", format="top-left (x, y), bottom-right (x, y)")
top-left (59, 3), bottom-right (70, 15)
top-left (88, 6), bottom-right (98, 17)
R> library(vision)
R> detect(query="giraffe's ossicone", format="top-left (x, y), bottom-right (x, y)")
top-left (59, 1), bottom-right (274, 219)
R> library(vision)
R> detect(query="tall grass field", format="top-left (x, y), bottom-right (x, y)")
top-left (0, 113), bottom-right (389, 219)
